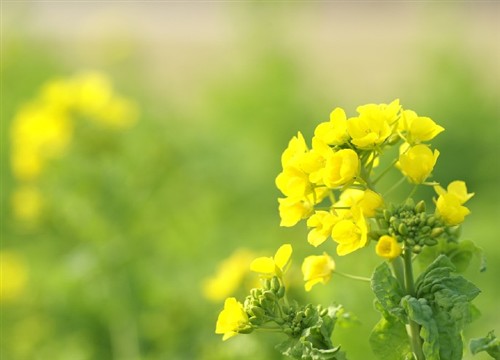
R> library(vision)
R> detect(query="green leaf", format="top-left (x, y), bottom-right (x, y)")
top-left (369, 315), bottom-right (412, 360)
top-left (371, 262), bottom-right (406, 321)
top-left (401, 296), bottom-right (440, 360)
top-left (470, 330), bottom-right (500, 359)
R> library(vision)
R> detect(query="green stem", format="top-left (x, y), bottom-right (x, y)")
top-left (403, 249), bottom-right (425, 360)
top-left (383, 176), bottom-right (406, 197)
top-left (335, 271), bottom-right (371, 282)
top-left (391, 256), bottom-right (406, 290)
top-left (373, 158), bottom-right (398, 185)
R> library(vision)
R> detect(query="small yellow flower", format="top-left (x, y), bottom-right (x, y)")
top-left (11, 186), bottom-right (43, 222)
top-left (302, 253), bottom-right (335, 291)
top-left (331, 213), bottom-right (368, 256)
top-left (0, 251), bottom-right (28, 303)
top-left (434, 180), bottom-right (474, 204)
top-left (323, 149), bottom-right (359, 188)
top-left (281, 131), bottom-right (308, 169)
top-left (375, 235), bottom-right (402, 260)
top-left (335, 188), bottom-right (383, 218)
top-left (307, 211), bottom-right (339, 247)
top-left (250, 244), bottom-right (292, 277)
top-left (276, 167), bottom-right (311, 198)
top-left (399, 109), bottom-right (444, 144)
top-left (314, 107), bottom-right (349, 146)
top-left (300, 137), bottom-right (334, 184)
top-left (277, 187), bottom-right (328, 227)
top-left (434, 181), bottom-right (474, 226)
top-left (398, 144), bottom-right (439, 184)
top-left (215, 297), bottom-right (249, 341)
top-left (347, 99), bottom-right (400, 149)
top-left (203, 249), bottom-right (256, 302)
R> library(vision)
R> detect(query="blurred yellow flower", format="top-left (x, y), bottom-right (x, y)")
top-left (203, 249), bottom-right (256, 302)
top-left (314, 107), bottom-right (349, 146)
top-left (398, 144), bottom-right (439, 184)
top-left (11, 149), bottom-right (43, 181)
top-left (250, 244), bottom-right (292, 277)
top-left (375, 235), bottom-right (402, 260)
top-left (323, 149), bottom-right (359, 188)
top-left (11, 186), bottom-right (43, 221)
top-left (331, 213), bottom-right (368, 256)
top-left (73, 72), bottom-right (113, 116)
top-left (215, 297), bottom-right (249, 341)
top-left (0, 251), bottom-right (28, 303)
top-left (434, 181), bottom-right (474, 226)
top-left (398, 109), bottom-right (444, 145)
top-left (347, 99), bottom-right (400, 149)
top-left (301, 253), bottom-right (335, 291)
top-left (307, 211), bottom-right (338, 247)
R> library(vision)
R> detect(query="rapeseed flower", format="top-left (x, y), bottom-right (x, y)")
top-left (434, 181), bottom-right (474, 226)
top-left (307, 211), bottom-right (338, 247)
top-left (323, 149), bottom-right (359, 188)
top-left (398, 109), bottom-right (444, 145)
top-left (375, 235), bottom-right (402, 260)
top-left (302, 253), bottom-right (335, 291)
top-left (314, 107), bottom-right (349, 146)
top-left (398, 144), bottom-right (439, 184)
top-left (0, 251), bottom-right (28, 303)
top-left (250, 244), bottom-right (292, 277)
top-left (215, 297), bottom-right (249, 340)
top-left (331, 212), bottom-right (368, 256)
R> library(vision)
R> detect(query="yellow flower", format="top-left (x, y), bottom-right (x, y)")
top-left (281, 131), bottom-right (308, 169)
top-left (96, 96), bottom-right (138, 129)
top-left (215, 297), bottom-right (249, 341)
top-left (302, 253), bottom-right (335, 291)
top-left (300, 137), bottom-right (334, 184)
top-left (11, 186), bottom-right (43, 222)
top-left (399, 109), bottom-right (444, 144)
top-left (398, 144), bottom-right (439, 184)
top-left (277, 187), bottom-right (328, 227)
top-left (323, 149), bottom-right (359, 188)
top-left (73, 72), bottom-right (113, 116)
top-left (375, 235), bottom-right (402, 260)
top-left (335, 188), bottom-right (383, 218)
top-left (434, 180), bottom-right (474, 204)
top-left (347, 99), bottom-right (400, 149)
top-left (314, 107), bottom-right (349, 146)
top-left (40, 78), bottom-right (77, 111)
top-left (434, 181), bottom-right (474, 226)
top-left (307, 211), bottom-right (339, 247)
top-left (0, 251), bottom-right (28, 303)
top-left (276, 167), bottom-right (311, 198)
top-left (250, 244), bottom-right (292, 277)
top-left (203, 249), bottom-right (256, 302)
top-left (11, 149), bottom-right (43, 181)
top-left (331, 212), bottom-right (368, 256)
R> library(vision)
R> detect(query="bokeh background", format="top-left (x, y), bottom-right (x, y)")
top-left (2, 2), bottom-right (499, 359)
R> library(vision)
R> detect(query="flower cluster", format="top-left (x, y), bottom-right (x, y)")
top-left (276, 100), bottom-right (472, 260)
top-left (10, 72), bottom-right (138, 222)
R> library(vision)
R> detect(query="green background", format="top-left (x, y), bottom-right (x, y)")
top-left (2, 2), bottom-right (499, 359)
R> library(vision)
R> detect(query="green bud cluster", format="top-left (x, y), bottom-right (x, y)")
top-left (244, 276), bottom-right (286, 327)
top-left (375, 199), bottom-right (445, 253)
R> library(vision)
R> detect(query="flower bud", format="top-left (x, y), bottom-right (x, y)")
top-left (238, 326), bottom-right (254, 334)
top-left (424, 238), bottom-right (438, 246)
top-left (263, 291), bottom-right (276, 301)
top-left (250, 306), bottom-right (266, 318)
top-left (398, 223), bottom-right (408, 236)
top-left (271, 276), bottom-right (281, 292)
top-left (426, 216), bottom-right (436, 227)
top-left (415, 200), bottom-right (426, 213)
top-left (421, 226), bottom-right (431, 234)
top-left (431, 227), bottom-right (444, 238)
top-left (413, 245), bottom-right (422, 254)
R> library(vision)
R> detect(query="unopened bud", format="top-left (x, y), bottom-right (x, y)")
top-left (421, 226), bottom-right (431, 234)
top-left (431, 227), bottom-right (444, 238)
top-left (271, 276), bottom-right (281, 292)
top-left (238, 326), bottom-right (254, 334)
top-left (398, 223), bottom-right (408, 236)
top-left (426, 216), bottom-right (436, 227)
top-left (413, 245), bottom-right (422, 254)
top-left (424, 238), bottom-right (438, 246)
top-left (415, 200), bottom-right (426, 213)
top-left (383, 210), bottom-right (392, 222)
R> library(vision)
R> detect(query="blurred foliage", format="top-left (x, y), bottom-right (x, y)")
top-left (1, 5), bottom-right (499, 360)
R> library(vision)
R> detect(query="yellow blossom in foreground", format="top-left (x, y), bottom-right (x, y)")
top-left (434, 180), bottom-right (474, 204)
top-left (398, 144), bottom-right (439, 184)
top-left (331, 213), bottom-right (368, 256)
top-left (278, 187), bottom-right (328, 227)
top-left (215, 297), bottom-right (249, 341)
top-left (300, 137), bottom-right (334, 184)
top-left (302, 253), bottom-right (335, 291)
top-left (335, 188), bottom-right (383, 218)
top-left (11, 186), bottom-right (43, 221)
top-left (281, 131), bottom-right (308, 169)
top-left (276, 166), bottom-right (311, 199)
top-left (434, 181), bottom-right (474, 226)
top-left (203, 249), bottom-right (256, 302)
top-left (347, 99), bottom-right (400, 149)
top-left (314, 107), bottom-right (349, 146)
top-left (399, 109), bottom-right (444, 144)
top-left (250, 244), bottom-right (292, 277)
top-left (307, 211), bottom-right (339, 247)
top-left (323, 149), bottom-right (359, 188)
top-left (0, 251), bottom-right (28, 303)
top-left (375, 235), bottom-right (402, 260)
